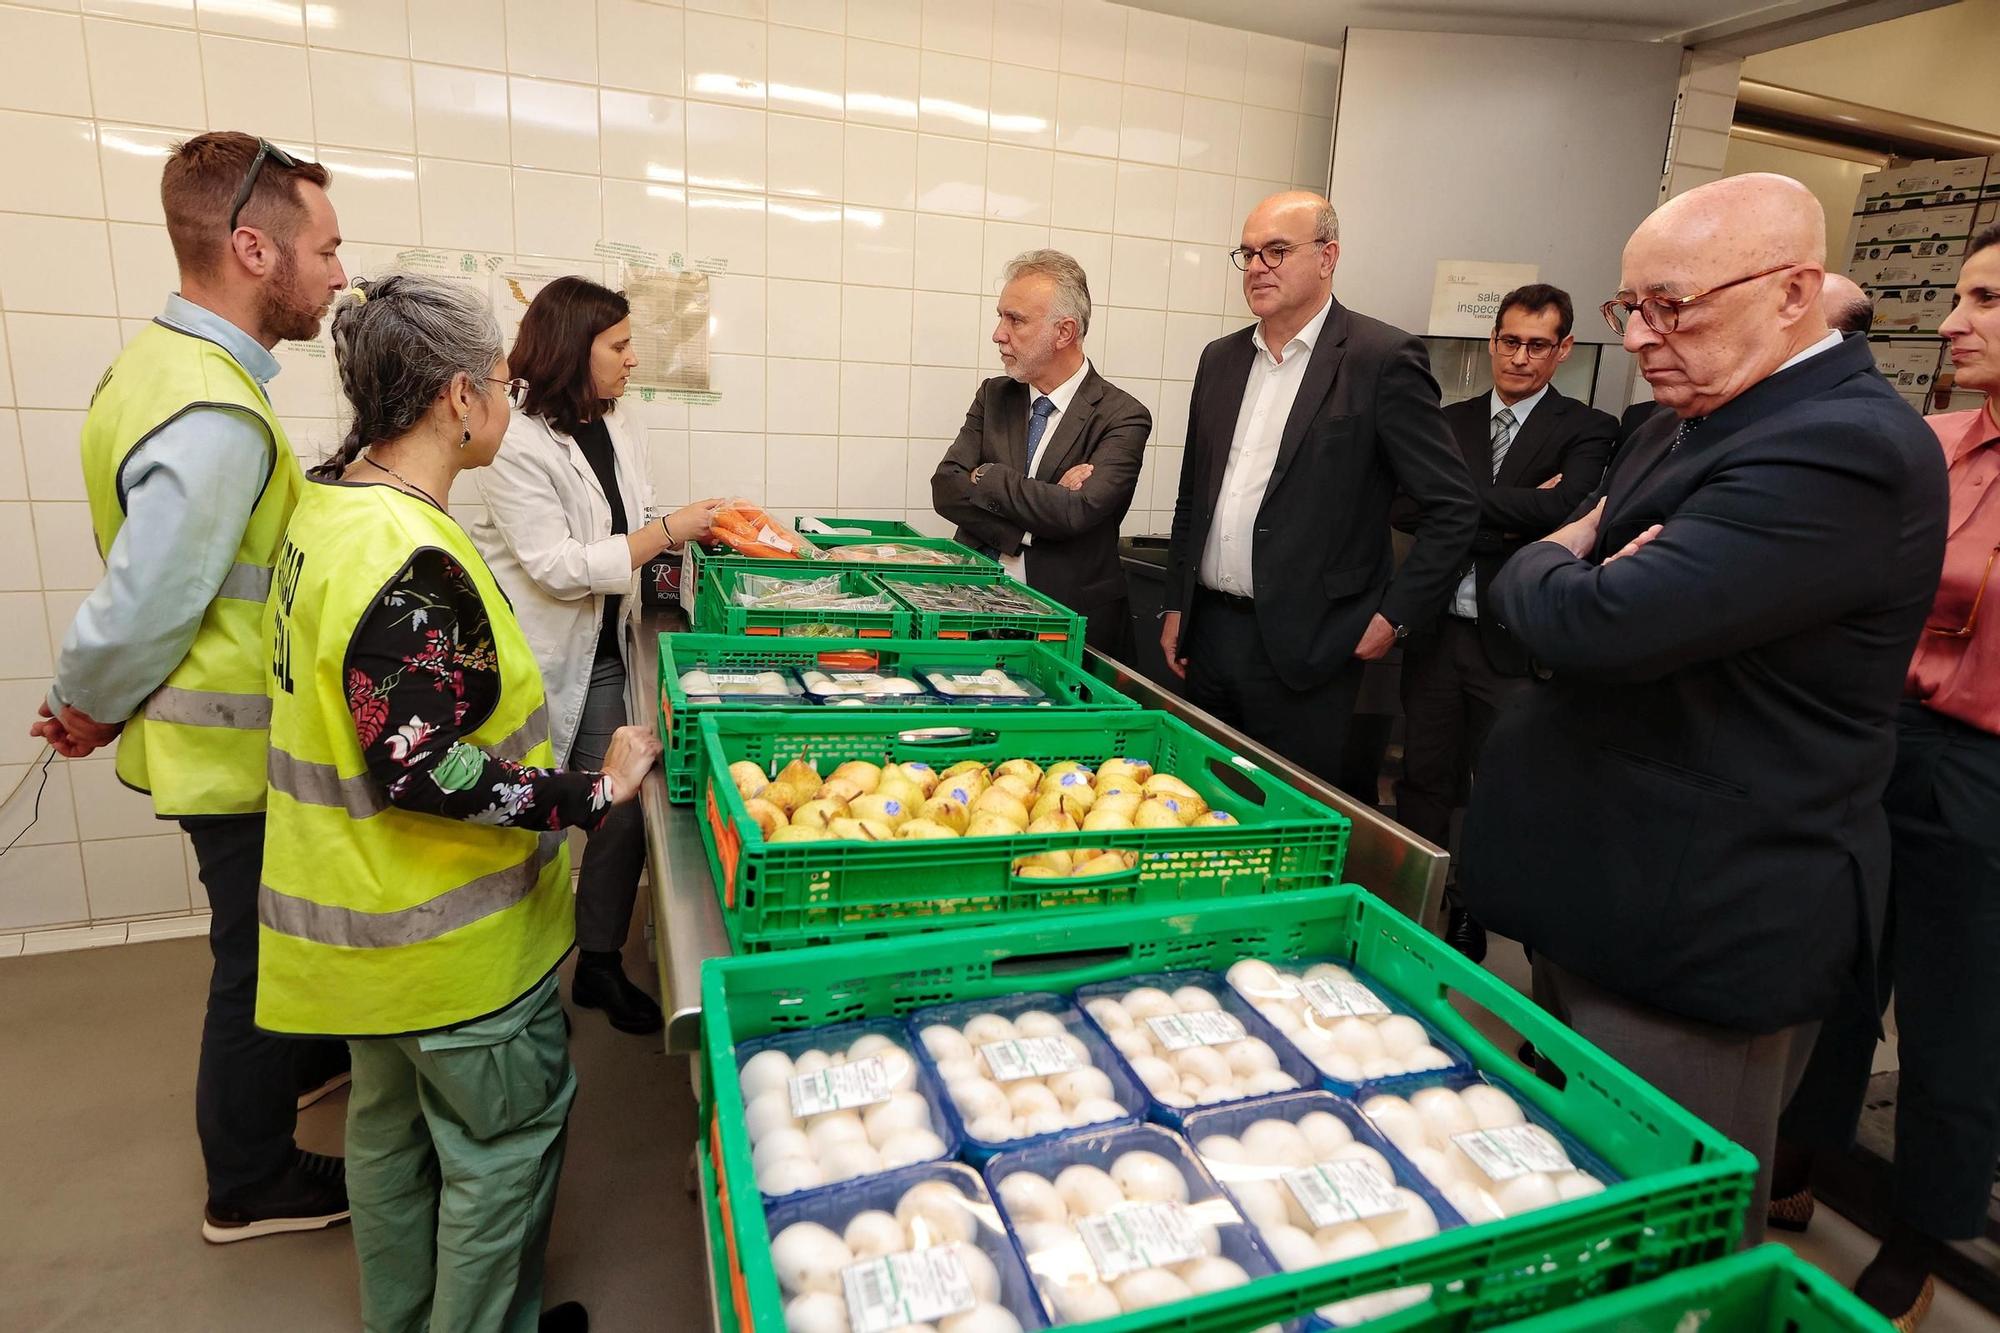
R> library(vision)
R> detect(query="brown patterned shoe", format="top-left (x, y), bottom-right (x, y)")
top-left (1766, 1186), bottom-right (1815, 1233)
top-left (1890, 1275), bottom-right (1935, 1332)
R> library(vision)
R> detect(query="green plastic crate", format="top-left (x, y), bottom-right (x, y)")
top-left (695, 707), bottom-right (1351, 952)
top-left (655, 634), bottom-right (1145, 803)
top-left (1505, 1245), bottom-right (1892, 1331)
top-left (677, 533), bottom-right (1000, 614)
top-left (697, 885), bottom-right (1758, 1332)
top-left (793, 514), bottom-right (923, 537)
top-left (690, 565), bottom-right (914, 640)
top-left (875, 567), bottom-right (1087, 663)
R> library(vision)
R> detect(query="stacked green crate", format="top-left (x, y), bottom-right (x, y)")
top-left (1505, 1245), bottom-right (1891, 1331)
top-left (698, 886), bottom-right (1758, 1332)
top-left (874, 567), bottom-right (1087, 662)
top-left (679, 533), bottom-right (1001, 615)
top-left (692, 565), bottom-right (915, 639)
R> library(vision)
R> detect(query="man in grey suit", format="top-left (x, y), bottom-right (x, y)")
top-left (932, 250), bottom-right (1152, 658)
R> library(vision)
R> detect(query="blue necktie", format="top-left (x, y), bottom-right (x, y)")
top-left (1024, 396), bottom-right (1056, 476)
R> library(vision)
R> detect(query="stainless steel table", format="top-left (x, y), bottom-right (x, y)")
top-left (626, 611), bottom-right (1449, 1059)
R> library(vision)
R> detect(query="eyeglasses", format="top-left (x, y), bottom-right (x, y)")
top-left (1600, 263), bottom-right (1800, 337)
top-left (1925, 545), bottom-right (2000, 638)
top-left (226, 139), bottom-right (316, 233)
top-left (486, 377), bottom-right (530, 406)
top-left (1229, 239), bottom-right (1328, 272)
top-left (1494, 334), bottom-right (1560, 360)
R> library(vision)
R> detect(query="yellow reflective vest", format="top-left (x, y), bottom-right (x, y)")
top-left (257, 480), bottom-right (574, 1037)
top-left (80, 320), bottom-right (304, 816)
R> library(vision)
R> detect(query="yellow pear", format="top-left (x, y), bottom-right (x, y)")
top-left (1098, 758), bottom-right (1153, 786)
top-left (817, 776), bottom-right (865, 805)
top-left (1094, 792), bottom-right (1143, 820)
top-left (996, 759), bottom-right (1044, 788)
top-left (1134, 799), bottom-right (1183, 829)
top-left (1145, 773), bottom-right (1198, 799)
top-left (1026, 812), bottom-right (1078, 836)
top-left (937, 773), bottom-right (987, 808)
top-left (1039, 773), bottom-right (1097, 809)
top-left (775, 757), bottom-right (821, 792)
top-left (990, 774), bottom-right (1035, 804)
top-left (917, 795), bottom-right (970, 833)
top-left (849, 792), bottom-right (911, 826)
top-left (896, 818), bottom-right (960, 839)
top-left (965, 811), bottom-right (1022, 838)
top-left (830, 760), bottom-right (882, 793)
top-left (1200, 810), bottom-right (1240, 827)
top-left (791, 798), bottom-right (848, 830)
top-left (1083, 806), bottom-right (1134, 832)
top-left (940, 760), bottom-right (988, 781)
top-left (875, 774), bottom-right (923, 809)
top-left (1014, 863), bottom-right (1063, 879)
top-left (757, 780), bottom-right (801, 815)
top-left (728, 761), bottom-right (768, 797)
top-left (741, 798), bottom-right (788, 839)
top-left (1015, 848), bottom-right (1074, 874)
top-left (1160, 791), bottom-right (1211, 823)
top-left (971, 787), bottom-right (1030, 827)
top-left (1029, 789), bottom-right (1067, 822)
top-left (892, 762), bottom-right (940, 796)
top-left (1072, 850), bottom-right (1139, 877)
top-left (768, 826), bottom-right (829, 843)
top-left (1043, 761), bottom-right (1092, 788)
top-left (829, 816), bottom-right (894, 841)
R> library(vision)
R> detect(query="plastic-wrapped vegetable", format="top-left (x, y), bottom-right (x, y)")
top-left (710, 501), bottom-right (823, 560)
top-left (881, 578), bottom-right (1047, 615)
top-left (733, 574), bottom-right (897, 613)
top-left (827, 543), bottom-right (978, 565)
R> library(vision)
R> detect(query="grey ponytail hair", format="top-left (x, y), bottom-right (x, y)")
top-left (315, 272), bottom-right (505, 479)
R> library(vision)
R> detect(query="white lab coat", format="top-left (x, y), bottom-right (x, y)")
top-left (470, 406), bottom-right (654, 766)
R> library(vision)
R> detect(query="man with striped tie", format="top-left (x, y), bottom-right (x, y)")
top-left (932, 250), bottom-right (1153, 659)
top-left (1393, 284), bottom-right (1616, 962)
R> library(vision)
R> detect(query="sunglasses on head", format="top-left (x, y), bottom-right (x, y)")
top-left (227, 139), bottom-right (318, 233)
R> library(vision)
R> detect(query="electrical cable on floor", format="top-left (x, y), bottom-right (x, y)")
top-left (0, 745), bottom-right (57, 859)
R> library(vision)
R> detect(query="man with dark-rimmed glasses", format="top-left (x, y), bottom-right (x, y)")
top-left (1460, 173), bottom-right (1947, 1249)
top-left (33, 131), bottom-right (350, 1245)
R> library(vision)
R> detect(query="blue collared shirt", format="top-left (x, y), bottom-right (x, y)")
top-left (51, 295), bottom-right (280, 723)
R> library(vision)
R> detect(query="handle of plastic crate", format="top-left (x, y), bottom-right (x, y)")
top-left (897, 726), bottom-right (999, 746)
top-left (991, 943), bottom-right (1137, 978)
top-left (1204, 754), bottom-right (1273, 807)
top-left (1439, 984), bottom-right (1573, 1095)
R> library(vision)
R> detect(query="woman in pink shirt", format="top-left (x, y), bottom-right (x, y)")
top-left (1774, 221), bottom-right (2000, 1330)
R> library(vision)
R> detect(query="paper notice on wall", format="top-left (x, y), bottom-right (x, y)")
top-left (490, 262), bottom-right (576, 342)
top-left (623, 264), bottom-right (711, 393)
top-left (1428, 261), bottom-right (1541, 337)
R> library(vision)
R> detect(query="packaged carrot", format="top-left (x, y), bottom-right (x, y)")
top-left (708, 500), bottom-right (823, 560)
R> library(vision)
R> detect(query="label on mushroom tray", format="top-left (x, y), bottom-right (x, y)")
top-left (1283, 1161), bottom-right (1408, 1226)
top-left (1299, 977), bottom-right (1392, 1018)
top-left (786, 1056), bottom-right (891, 1117)
top-left (1076, 1202), bottom-right (1206, 1279)
top-left (978, 1036), bottom-right (1085, 1081)
top-left (1451, 1124), bottom-right (1574, 1181)
top-left (1145, 1011), bottom-right (1247, 1050)
top-left (841, 1248), bottom-right (977, 1333)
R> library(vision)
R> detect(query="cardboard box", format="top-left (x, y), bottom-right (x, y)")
top-left (1986, 157), bottom-right (2000, 197)
top-left (1869, 340), bottom-right (1943, 393)
top-left (1850, 254), bottom-right (1962, 287)
top-left (1978, 199), bottom-right (1997, 229)
top-left (1853, 236), bottom-right (1969, 263)
top-left (1852, 205), bottom-right (1977, 244)
top-left (1929, 390), bottom-right (1989, 416)
top-left (1861, 157), bottom-right (1990, 205)
top-left (1870, 287), bottom-right (1953, 334)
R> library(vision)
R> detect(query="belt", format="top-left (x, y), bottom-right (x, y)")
top-left (1196, 586), bottom-right (1255, 612)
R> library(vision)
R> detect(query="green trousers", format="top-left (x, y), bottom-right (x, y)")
top-left (346, 975), bottom-right (576, 1333)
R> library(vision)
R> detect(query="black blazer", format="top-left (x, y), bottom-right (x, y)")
top-left (931, 366), bottom-right (1151, 616)
top-left (1163, 300), bottom-right (1478, 690)
top-left (1462, 334), bottom-right (1948, 1033)
top-left (1420, 388), bottom-right (1616, 675)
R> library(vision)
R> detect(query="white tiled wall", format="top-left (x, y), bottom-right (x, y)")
top-left (0, 0), bottom-right (1337, 942)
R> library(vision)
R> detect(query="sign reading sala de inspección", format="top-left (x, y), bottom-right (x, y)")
top-left (1429, 261), bottom-right (1541, 337)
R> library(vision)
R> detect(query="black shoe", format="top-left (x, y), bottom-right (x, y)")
top-left (540, 1301), bottom-right (588, 1333)
top-left (202, 1149), bottom-right (350, 1244)
top-left (296, 1042), bottom-right (352, 1110)
top-left (572, 952), bottom-right (664, 1035)
top-left (1445, 900), bottom-right (1488, 964)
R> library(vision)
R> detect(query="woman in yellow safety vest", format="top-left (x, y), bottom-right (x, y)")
top-left (258, 272), bottom-right (662, 1333)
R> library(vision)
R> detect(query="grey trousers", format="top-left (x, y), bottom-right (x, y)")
top-left (568, 652), bottom-right (648, 954)
top-left (1533, 959), bottom-right (1818, 1247)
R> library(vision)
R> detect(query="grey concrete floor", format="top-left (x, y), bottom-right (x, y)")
top-left (4, 927), bottom-right (1997, 1331)
top-left (0, 932), bottom-right (699, 1333)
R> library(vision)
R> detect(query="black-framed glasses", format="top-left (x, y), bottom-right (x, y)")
top-left (486, 377), bottom-right (530, 406)
top-left (1229, 239), bottom-right (1327, 272)
top-left (1601, 263), bottom-right (1799, 337)
top-left (1494, 334), bottom-right (1560, 360)
top-left (1925, 545), bottom-right (1999, 638)
top-left (227, 139), bottom-right (315, 233)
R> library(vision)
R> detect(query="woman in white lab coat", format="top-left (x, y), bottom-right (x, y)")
top-left (471, 276), bottom-right (718, 1034)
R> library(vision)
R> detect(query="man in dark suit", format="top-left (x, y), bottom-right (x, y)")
top-left (932, 249), bottom-right (1151, 658)
top-left (1160, 191), bottom-right (1477, 787)
top-left (1394, 283), bottom-right (1616, 960)
top-left (1462, 174), bottom-right (1947, 1243)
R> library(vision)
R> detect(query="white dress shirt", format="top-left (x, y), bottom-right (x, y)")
top-left (1001, 356), bottom-right (1092, 583)
top-left (1198, 295), bottom-right (1335, 597)
top-left (1451, 383), bottom-right (1550, 619)
top-left (1776, 328), bottom-right (1843, 375)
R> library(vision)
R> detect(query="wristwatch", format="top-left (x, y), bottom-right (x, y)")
top-left (1389, 618), bottom-right (1409, 642)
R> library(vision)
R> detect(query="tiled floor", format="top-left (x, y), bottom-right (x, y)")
top-left (2, 931), bottom-right (1994, 1330)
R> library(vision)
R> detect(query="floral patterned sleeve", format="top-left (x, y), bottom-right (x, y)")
top-left (345, 546), bottom-right (612, 831)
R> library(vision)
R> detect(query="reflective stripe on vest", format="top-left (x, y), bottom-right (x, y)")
top-left (79, 321), bottom-right (302, 816)
top-left (256, 481), bottom-right (574, 1038)
top-left (260, 830), bottom-right (564, 948)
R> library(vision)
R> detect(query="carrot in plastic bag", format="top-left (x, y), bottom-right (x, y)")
top-left (709, 499), bottom-right (823, 560)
